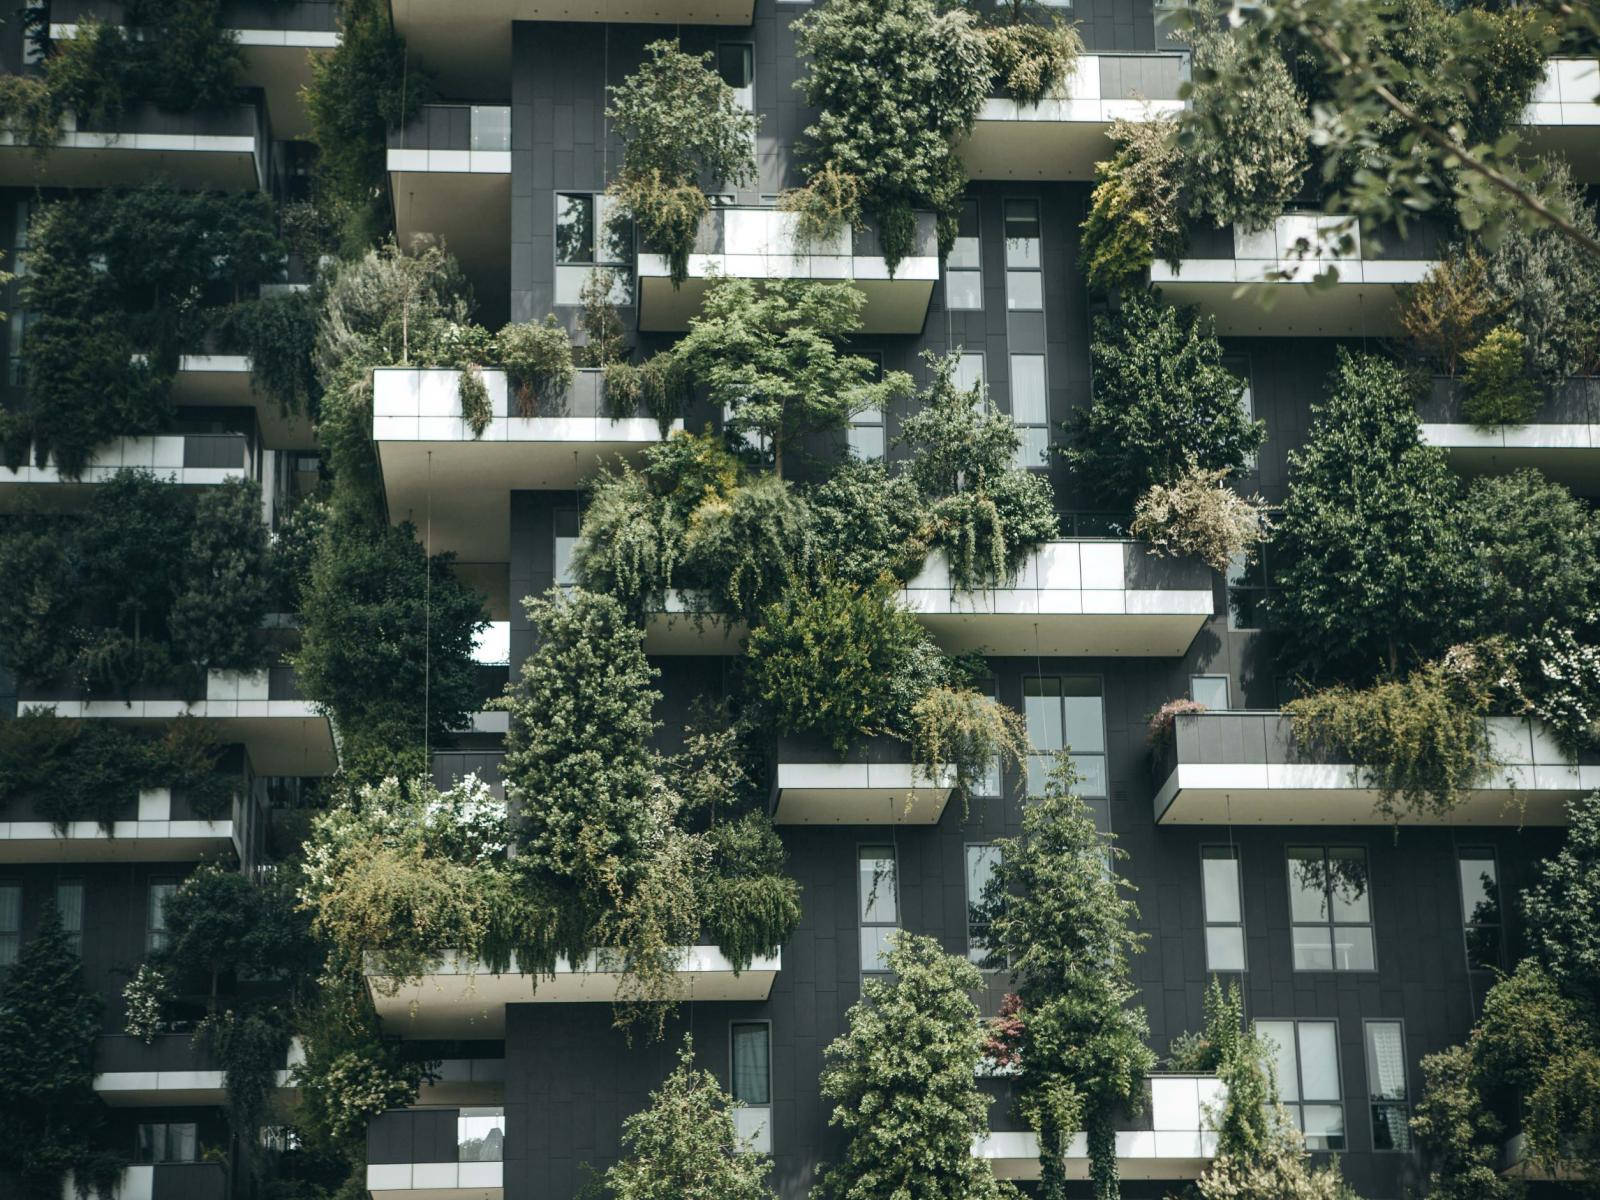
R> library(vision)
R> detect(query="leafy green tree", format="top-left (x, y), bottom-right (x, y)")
top-left (0, 907), bottom-right (122, 1200)
top-left (605, 41), bottom-right (760, 286)
top-left (1410, 1046), bottom-right (1516, 1200)
top-left (679, 473), bottom-right (815, 624)
top-left (171, 479), bottom-right (273, 671)
top-left (293, 511), bottom-right (487, 784)
top-left (1178, 9), bottom-right (1310, 233)
top-left (1522, 790), bottom-right (1600, 1008)
top-left (673, 278), bottom-right (912, 477)
top-left (1460, 470), bottom-right (1600, 642)
top-left (603, 1037), bottom-right (776, 1200)
top-left (1268, 350), bottom-right (1470, 683)
top-left (807, 460), bottom-right (931, 587)
top-left (792, 0), bottom-right (990, 269)
top-left (815, 933), bottom-right (1016, 1200)
top-left (1065, 291), bottom-right (1260, 509)
top-left (985, 756), bottom-right (1155, 1200)
top-left (900, 353), bottom-right (1058, 589)
top-left (304, 0), bottom-right (431, 247)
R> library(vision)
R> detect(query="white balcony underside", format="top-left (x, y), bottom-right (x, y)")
top-left (974, 1130), bottom-right (1217, 1181)
top-left (1150, 262), bottom-right (1432, 336)
top-left (964, 96), bottom-right (1185, 180)
top-left (1423, 424), bottom-right (1600, 495)
top-left (368, 1161), bottom-right (503, 1200)
top-left (912, 607), bottom-right (1211, 656)
top-left (1154, 762), bottom-right (1596, 826)
top-left (367, 948), bottom-right (780, 1037)
top-left (173, 354), bottom-right (315, 449)
top-left (772, 761), bottom-right (957, 825)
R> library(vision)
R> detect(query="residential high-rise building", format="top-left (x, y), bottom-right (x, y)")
top-left (1, 2), bottom-right (1596, 1199)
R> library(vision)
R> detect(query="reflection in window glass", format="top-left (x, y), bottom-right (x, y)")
top-left (56, 881), bottom-right (83, 955)
top-left (954, 351), bottom-right (986, 399)
top-left (1287, 847), bottom-right (1374, 971)
top-left (1256, 1019), bottom-right (1345, 1151)
top-left (458, 1108), bottom-right (505, 1162)
top-left (137, 1122), bottom-right (198, 1164)
top-left (717, 43), bottom-right (754, 89)
top-left (1201, 846), bottom-right (1245, 971)
top-left (147, 881), bottom-right (176, 954)
top-left (1024, 677), bottom-right (1107, 798)
top-left (947, 199), bottom-right (982, 310)
top-left (1365, 1021), bottom-right (1410, 1151)
top-left (555, 194), bottom-right (594, 265)
top-left (858, 847), bottom-right (898, 972)
top-left (1457, 849), bottom-right (1502, 970)
top-left (965, 845), bottom-right (1001, 966)
top-left (556, 193), bottom-right (633, 305)
top-left (1004, 199), bottom-right (1043, 310)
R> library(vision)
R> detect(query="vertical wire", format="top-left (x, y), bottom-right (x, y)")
top-left (425, 449), bottom-right (432, 769)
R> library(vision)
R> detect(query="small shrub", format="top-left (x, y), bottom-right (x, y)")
top-left (576, 268), bottom-right (627, 368)
top-left (122, 964), bottom-right (169, 1045)
top-left (681, 473), bottom-right (815, 624)
top-left (0, 73), bottom-right (63, 149)
top-left (495, 315), bottom-right (574, 415)
top-left (980, 20), bottom-right (1082, 106)
top-left (1080, 115), bottom-right (1185, 293)
top-left (457, 365), bottom-right (491, 437)
top-left (1284, 647), bottom-right (1505, 822)
top-left (1516, 627), bottom-right (1600, 757)
top-left (910, 684), bottom-right (1028, 808)
top-left (808, 459), bottom-right (931, 586)
top-left (1400, 248), bottom-right (1501, 377)
top-left (637, 352), bottom-right (689, 434)
top-left (778, 163), bottom-right (862, 250)
top-left (1460, 326), bottom-right (1540, 426)
top-left (1145, 697), bottom-right (1208, 749)
top-left (603, 360), bottom-right (644, 418)
top-left (1131, 461), bottom-right (1269, 573)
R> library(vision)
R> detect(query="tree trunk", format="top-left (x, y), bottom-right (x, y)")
top-left (1038, 1115), bottom-right (1068, 1200)
top-left (1087, 1106), bottom-right (1120, 1200)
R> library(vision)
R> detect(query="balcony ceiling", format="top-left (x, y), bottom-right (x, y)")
top-left (389, 166), bottom-right (512, 330)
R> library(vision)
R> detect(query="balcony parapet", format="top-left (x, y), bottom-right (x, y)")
top-left (1153, 711), bottom-right (1597, 825)
top-left (0, 433), bottom-right (254, 491)
top-left (771, 733), bottom-right (957, 825)
top-left (1419, 375), bottom-right (1600, 493)
top-left (60, 1163), bottom-right (228, 1200)
top-left (92, 1033), bottom-right (300, 1105)
top-left (367, 1104), bottom-right (505, 1199)
top-left (0, 102), bottom-right (263, 190)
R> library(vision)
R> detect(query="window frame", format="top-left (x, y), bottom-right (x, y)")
top-left (945, 198), bottom-right (982, 311)
top-left (1023, 674), bottom-right (1109, 799)
top-left (1363, 1019), bottom-right (1411, 1153)
top-left (1002, 197), bottom-right (1044, 312)
top-left (1256, 1018), bottom-right (1346, 1151)
top-left (964, 842), bottom-right (1002, 968)
top-left (1008, 351), bottom-right (1049, 470)
top-left (56, 878), bottom-right (84, 956)
top-left (554, 190), bottom-right (634, 307)
top-left (857, 844), bottom-right (900, 976)
top-left (847, 349), bottom-right (886, 460)
top-left (1189, 674), bottom-right (1231, 709)
top-left (1456, 846), bottom-right (1504, 972)
top-left (1200, 844), bottom-right (1246, 973)
top-left (146, 878), bottom-right (177, 955)
top-left (0, 881), bottom-right (20, 967)
top-left (1285, 846), bottom-right (1376, 973)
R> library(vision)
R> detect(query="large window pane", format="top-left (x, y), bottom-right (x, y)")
top-left (147, 882), bottom-right (176, 954)
top-left (859, 926), bottom-right (897, 973)
top-left (1005, 271), bottom-right (1043, 311)
top-left (1257, 1021), bottom-right (1298, 1101)
top-left (1301, 1105), bottom-right (1345, 1151)
top-left (732, 1023), bottom-right (771, 1105)
top-left (966, 844), bottom-right (1001, 965)
top-left (955, 351), bottom-right (986, 396)
top-left (1024, 677), bottom-right (1063, 751)
top-left (1003, 200), bottom-right (1040, 267)
top-left (1190, 675), bottom-right (1230, 709)
top-left (949, 200), bottom-right (980, 269)
top-left (1292, 926), bottom-right (1334, 971)
top-left (57, 881), bottom-right (83, 955)
top-left (1010, 355), bottom-right (1047, 424)
top-left (1297, 1023), bottom-right (1340, 1101)
top-left (858, 849), bottom-right (897, 924)
top-left (458, 1108), bottom-right (505, 1162)
top-left (0, 884), bottom-right (20, 966)
top-left (946, 272), bottom-right (982, 310)
top-left (1287, 849), bottom-right (1329, 922)
top-left (1334, 925), bottom-right (1376, 971)
top-left (1205, 926), bottom-right (1246, 973)
top-left (1201, 849), bottom-right (1242, 924)
top-left (1458, 849), bottom-right (1502, 970)
top-left (1327, 848), bottom-right (1370, 922)
top-left (555, 194), bottom-right (594, 264)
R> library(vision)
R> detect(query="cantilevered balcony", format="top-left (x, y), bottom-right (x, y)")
top-left (974, 1075), bottom-right (1223, 1181)
top-left (1523, 57), bottom-right (1600, 182)
top-left (373, 366), bottom-right (681, 563)
top-left (0, 785), bottom-right (257, 864)
top-left (637, 207), bottom-right (939, 335)
top-left (1153, 711), bottom-right (1598, 826)
top-left (904, 540), bottom-right (1214, 656)
top-left (0, 432), bottom-right (256, 500)
top-left (171, 354), bottom-right (316, 449)
top-left (1151, 214), bottom-right (1438, 336)
top-left (93, 1033), bottom-right (299, 1106)
top-left (387, 105), bottom-right (511, 321)
top-left (367, 1105), bottom-right (506, 1199)
top-left (49, 0), bottom-right (340, 137)
top-left (643, 593), bottom-right (748, 656)
top-left (0, 101), bottom-right (263, 190)
top-left (366, 948), bottom-right (781, 1037)
top-left (963, 53), bottom-right (1187, 181)
top-left (771, 734), bottom-right (957, 825)
top-left (60, 1163), bottom-right (228, 1200)
top-left (1420, 375), bottom-right (1600, 495)
top-left (18, 668), bottom-right (336, 776)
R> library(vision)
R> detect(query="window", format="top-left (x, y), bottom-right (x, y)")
top-left (457, 1108), bottom-right (505, 1162)
top-left (8, 200), bottom-right (30, 386)
top-left (1009, 353), bottom-right (1048, 469)
top-left (1024, 676), bottom-right (1107, 798)
top-left (554, 534), bottom-right (577, 589)
top-left (1201, 846), bottom-right (1245, 972)
top-left (1003, 199), bottom-right (1042, 310)
top-left (954, 351), bottom-right (986, 399)
top-left (555, 192), bottom-right (632, 306)
top-left (137, 1122), bottom-right (197, 1163)
top-left (1457, 849), bottom-right (1503, 971)
top-left (0, 884), bottom-right (19, 967)
top-left (1364, 1021), bottom-right (1410, 1152)
top-left (848, 350), bottom-right (885, 460)
top-left (1287, 847), bottom-right (1374, 971)
top-left (1226, 542), bottom-right (1277, 631)
top-left (56, 881), bottom-right (83, 956)
top-left (946, 200), bottom-right (982, 310)
top-left (1190, 675), bottom-right (1230, 710)
top-left (731, 1021), bottom-right (772, 1153)
top-left (1257, 1020), bottom-right (1344, 1150)
top-left (717, 43), bottom-right (754, 115)
top-left (965, 844), bottom-right (1001, 966)
top-left (147, 880), bottom-right (176, 954)
top-left (858, 846), bottom-right (899, 973)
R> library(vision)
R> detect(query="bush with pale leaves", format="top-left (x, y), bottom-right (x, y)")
top-left (1130, 463), bottom-right (1267, 574)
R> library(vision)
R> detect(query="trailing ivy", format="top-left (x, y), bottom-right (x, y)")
top-left (1079, 115), bottom-right (1185, 294)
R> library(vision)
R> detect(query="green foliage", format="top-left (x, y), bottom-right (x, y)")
top-left (900, 353), bottom-right (1059, 589)
top-left (793, 0), bottom-right (990, 269)
top-left (778, 163), bottom-right (863, 249)
top-left (1178, 12), bottom-right (1310, 233)
top-left (304, 0), bottom-right (430, 248)
top-left (1131, 460), bottom-right (1269, 574)
top-left (0, 907), bottom-right (122, 1200)
top-left (984, 756), bottom-right (1155, 1200)
top-left (1410, 1045), bottom-right (1515, 1200)
top-left (0, 472), bottom-right (274, 694)
top-left (602, 1037), bottom-right (776, 1200)
top-left (1400, 248), bottom-right (1501, 377)
top-left (577, 268), bottom-right (628, 368)
top-left (605, 41), bottom-right (759, 285)
top-left (1067, 292), bottom-right (1260, 509)
top-left (270, 497), bottom-right (330, 614)
top-left (909, 683), bottom-right (1028, 811)
top-left (496, 316), bottom-right (574, 415)
top-left (222, 289), bottom-right (322, 419)
top-left (979, 20), bottom-right (1082, 106)
top-left (674, 277), bottom-right (913, 477)
top-left (681, 473), bottom-right (815, 625)
top-left (1079, 115), bottom-right (1185, 293)
top-left (1523, 791), bottom-right (1600, 1007)
top-left (14, 187), bottom-right (284, 477)
top-left (121, 964), bottom-right (168, 1046)
top-left (1461, 470), bottom-right (1600, 642)
top-left (745, 579), bottom-right (937, 754)
top-left (0, 72), bottom-right (64, 148)
top-left (1460, 326), bottom-right (1540, 426)
top-left (294, 511), bottom-right (486, 785)
top-left (1284, 644), bottom-right (1505, 822)
top-left (815, 933), bottom-right (1016, 1200)
top-left (807, 460), bottom-right (930, 586)
top-left (1516, 627), bottom-right (1600, 757)
top-left (458, 365), bottom-right (491, 436)
top-left (1268, 350), bottom-right (1469, 683)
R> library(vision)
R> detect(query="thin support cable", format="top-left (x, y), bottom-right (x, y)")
top-left (425, 449), bottom-right (432, 769)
